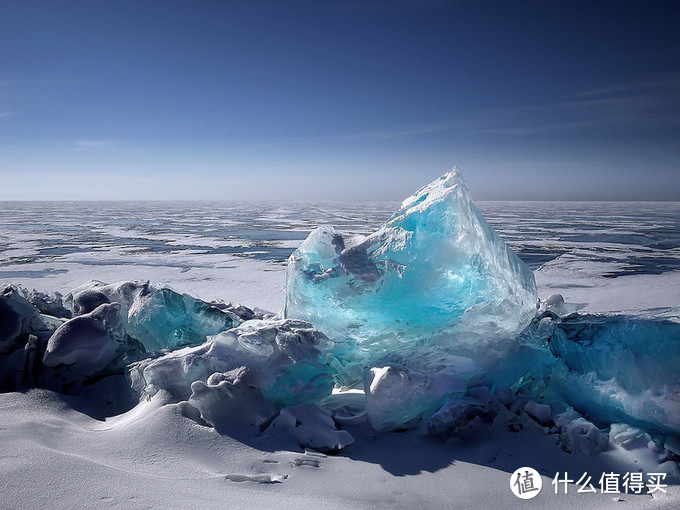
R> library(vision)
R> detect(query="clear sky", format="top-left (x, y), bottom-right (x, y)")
top-left (1, 0), bottom-right (679, 201)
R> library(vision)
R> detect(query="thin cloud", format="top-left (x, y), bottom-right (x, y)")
top-left (574, 72), bottom-right (680, 100)
top-left (472, 112), bottom-right (680, 136)
top-left (0, 111), bottom-right (14, 119)
top-left (471, 122), bottom-right (587, 136)
top-left (563, 74), bottom-right (680, 114)
top-left (325, 122), bottom-right (459, 141)
top-left (72, 139), bottom-right (123, 148)
top-left (471, 72), bottom-right (680, 136)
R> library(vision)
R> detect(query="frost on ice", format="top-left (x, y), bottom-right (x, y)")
top-left (131, 317), bottom-right (334, 409)
top-left (285, 168), bottom-right (538, 355)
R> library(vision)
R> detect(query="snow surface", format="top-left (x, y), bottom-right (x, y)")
top-left (1, 389), bottom-right (678, 510)
top-left (535, 261), bottom-right (680, 316)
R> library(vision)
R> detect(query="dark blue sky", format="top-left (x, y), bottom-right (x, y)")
top-left (1, 0), bottom-right (679, 200)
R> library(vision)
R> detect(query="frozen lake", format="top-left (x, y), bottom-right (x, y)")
top-left (1, 198), bottom-right (679, 510)
top-left (1, 200), bottom-right (678, 313)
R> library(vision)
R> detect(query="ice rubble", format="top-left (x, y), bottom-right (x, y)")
top-left (0, 169), bottom-right (679, 461)
top-left (515, 311), bottom-right (680, 434)
top-left (65, 281), bottom-right (241, 352)
top-left (131, 317), bottom-right (334, 409)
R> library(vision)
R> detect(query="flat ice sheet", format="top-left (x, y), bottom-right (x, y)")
top-left (2, 200), bottom-right (678, 314)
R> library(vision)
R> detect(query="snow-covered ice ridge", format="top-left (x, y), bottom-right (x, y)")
top-left (1, 169), bottom-right (679, 508)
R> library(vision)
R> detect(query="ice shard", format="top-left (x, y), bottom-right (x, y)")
top-left (285, 168), bottom-right (538, 352)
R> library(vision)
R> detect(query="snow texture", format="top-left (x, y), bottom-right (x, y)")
top-left (188, 367), bottom-right (276, 435)
top-left (268, 403), bottom-right (355, 452)
top-left (43, 303), bottom-right (126, 374)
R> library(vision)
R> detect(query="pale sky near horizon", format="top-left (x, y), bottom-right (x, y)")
top-left (1, 1), bottom-right (679, 201)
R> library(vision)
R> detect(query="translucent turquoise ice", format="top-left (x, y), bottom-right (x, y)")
top-left (530, 313), bottom-right (680, 434)
top-left (126, 287), bottom-right (240, 352)
top-left (285, 168), bottom-right (538, 357)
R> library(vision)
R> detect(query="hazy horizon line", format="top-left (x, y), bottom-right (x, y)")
top-left (1, 198), bottom-right (679, 204)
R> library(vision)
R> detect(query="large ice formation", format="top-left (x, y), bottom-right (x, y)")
top-left (279, 169), bottom-right (541, 429)
top-left (285, 168), bottom-right (538, 351)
